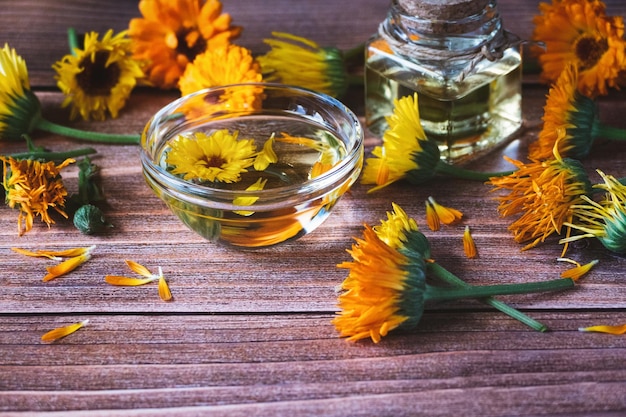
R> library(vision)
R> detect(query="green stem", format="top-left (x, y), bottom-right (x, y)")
top-left (424, 277), bottom-right (575, 302)
top-left (427, 262), bottom-right (548, 332)
top-left (347, 74), bottom-right (364, 86)
top-left (67, 27), bottom-right (79, 55)
top-left (435, 161), bottom-right (514, 181)
top-left (35, 118), bottom-right (140, 145)
top-left (593, 122), bottom-right (626, 141)
top-left (343, 43), bottom-right (365, 65)
top-left (6, 147), bottom-right (97, 161)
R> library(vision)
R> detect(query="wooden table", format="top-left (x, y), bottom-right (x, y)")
top-left (2, 1), bottom-right (626, 415)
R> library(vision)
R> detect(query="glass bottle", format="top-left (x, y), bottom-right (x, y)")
top-left (365, 0), bottom-right (522, 164)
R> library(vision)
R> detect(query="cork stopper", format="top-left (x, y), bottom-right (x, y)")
top-left (397, 0), bottom-right (490, 21)
top-left (394, 0), bottom-right (495, 36)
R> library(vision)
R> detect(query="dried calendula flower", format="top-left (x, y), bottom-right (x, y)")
top-left (41, 319), bottom-right (89, 343)
top-left (579, 324), bottom-right (626, 335)
top-left (105, 260), bottom-right (172, 301)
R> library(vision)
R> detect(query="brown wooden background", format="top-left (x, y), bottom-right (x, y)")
top-left (1, 1), bottom-right (626, 415)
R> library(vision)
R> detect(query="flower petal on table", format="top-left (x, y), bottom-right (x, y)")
top-left (41, 319), bottom-right (89, 343)
top-left (43, 252), bottom-right (92, 282)
top-left (579, 324), bottom-right (626, 335)
top-left (104, 275), bottom-right (157, 286)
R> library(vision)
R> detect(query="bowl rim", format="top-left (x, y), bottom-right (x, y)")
top-left (140, 82), bottom-right (364, 208)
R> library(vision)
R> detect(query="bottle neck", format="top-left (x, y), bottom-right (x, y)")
top-left (382, 0), bottom-right (503, 58)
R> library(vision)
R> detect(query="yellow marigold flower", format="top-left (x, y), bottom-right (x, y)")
top-left (373, 202), bottom-right (421, 250)
top-left (529, 63), bottom-right (626, 161)
top-left (361, 94), bottom-right (510, 192)
top-left (463, 226), bottom-right (478, 259)
top-left (258, 32), bottom-right (349, 98)
top-left (488, 152), bottom-right (592, 251)
top-left (179, 44), bottom-right (262, 96)
top-left (41, 319), bottom-right (89, 343)
top-left (531, 0), bottom-right (626, 97)
top-left (53, 29), bottom-right (144, 121)
top-left (557, 258), bottom-right (598, 280)
top-left (579, 323), bottom-right (626, 335)
top-left (561, 170), bottom-right (626, 253)
top-left (165, 129), bottom-right (257, 183)
top-left (43, 247), bottom-right (94, 282)
top-left (0, 44), bottom-right (42, 140)
top-left (128, 0), bottom-right (242, 89)
top-left (1, 156), bottom-right (74, 236)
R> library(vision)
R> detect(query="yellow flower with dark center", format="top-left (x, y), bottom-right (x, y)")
top-left (532, 0), bottom-right (626, 97)
top-left (53, 30), bottom-right (144, 121)
top-left (1, 156), bottom-right (74, 236)
top-left (179, 44), bottom-right (262, 96)
top-left (128, 0), bottom-right (241, 89)
top-left (529, 63), bottom-right (626, 161)
top-left (0, 44), bottom-right (42, 140)
top-left (0, 44), bottom-right (139, 144)
top-left (165, 129), bottom-right (257, 183)
top-left (561, 170), bottom-right (626, 253)
top-left (488, 152), bottom-right (592, 251)
top-left (258, 32), bottom-right (349, 98)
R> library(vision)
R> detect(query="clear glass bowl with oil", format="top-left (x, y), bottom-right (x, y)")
top-left (140, 83), bottom-right (364, 248)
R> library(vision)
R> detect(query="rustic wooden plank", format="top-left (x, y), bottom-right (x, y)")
top-left (1, 312), bottom-right (625, 414)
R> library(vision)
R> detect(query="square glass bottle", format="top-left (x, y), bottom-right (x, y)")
top-left (365, 0), bottom-right (522, 164)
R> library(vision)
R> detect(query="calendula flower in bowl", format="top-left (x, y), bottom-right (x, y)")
top-left (141, 83), bottom-right (363, 248)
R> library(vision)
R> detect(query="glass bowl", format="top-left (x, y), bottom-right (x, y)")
top-left (140, 83), bottom-right (364, 248)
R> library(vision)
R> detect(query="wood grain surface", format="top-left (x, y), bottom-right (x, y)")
top-left (1, 1), bottom-right (626, 416)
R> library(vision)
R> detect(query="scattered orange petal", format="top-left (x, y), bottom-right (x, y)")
top-left (158, 269), bottom-right (172, 302)
top-left (558, 258), bottom-right (598, 281)
top-left (104, 275), bottom-right (157, 286)
top-left (425, 199), bottom-right (440, 231)
top-left (43, 250), bottom-right (94, 282)
top-left (41, 319), bottom-right (89, 343)
top-left (125, 260), bottom-right (153, 278)
top-left (12, 246), bottom-right (93, 260)
top-left (579, 324), bottom-right (626, 335)
top-left (463, 225), bottom-right (478, 259)
top-left (428, 196), bottom-right (463, 225)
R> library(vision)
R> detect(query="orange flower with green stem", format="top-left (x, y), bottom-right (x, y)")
top-left (333, 204), bottom-right (575, 342)
top-left (128, 0), bottom-right (241, 89)
top-left (1, 156), bottom-right (74, 236)
top-left (258, 32), bottom-right (362, 99)
top-left (361, 94), bottom-right (514, 193)
top-left (488, 147), bottom-right (593, 252)
top-left (560, 170), bottom-right (626, 253)
top-left (529, 63), bottom-right (626, 161)
top-left (531, 0), bottom-right (626, 97)
top-left (0, 44), bottom-right (139, 144)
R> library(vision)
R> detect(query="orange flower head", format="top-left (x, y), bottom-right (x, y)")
top-left (488, 152), bottom-right (592, 251)
top-left (531, 0), bottom-right (626, 97)
top-left (128, 0), bottom-right (242, 89)
top-left (1, 157), bottom-right (74, 236)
